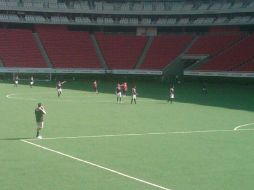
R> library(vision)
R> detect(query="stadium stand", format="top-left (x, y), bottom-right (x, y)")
top-left (208, 27), bottom-right (241, 33)
top-left (192, 17), bottom-right (215, 25)
top-left (213, 17), bottom-right (228, 25)
top-left (95, 32), bottom-right (147, 69)
top-left (197, 3), bottom-right (210, 10)
top-left (195, 33), bottom-right (254, 71)
top-left (36, 25), bottom-right (101, 68)
top-left (233, 59), bottom-right (254, 71)
top-left (187, 32), bottom-right (243, 55)
top-left (0, 28), bottom-right (46, 68)
top-left (140, 35), bottom-right (193, 70)
top-left (0, 0), bottom-right (253, 78)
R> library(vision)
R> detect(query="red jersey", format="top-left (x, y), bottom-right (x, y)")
top-left (121, 82), bottom-right (128, 91)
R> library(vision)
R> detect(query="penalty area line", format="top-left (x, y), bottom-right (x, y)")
top-left (234, 123), bottom-right (254, 131)
top-left (21, 139), bottom-right (172, 190)
top-left (27, 128), bottom-right (254, 141)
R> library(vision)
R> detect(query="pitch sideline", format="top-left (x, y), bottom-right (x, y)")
top-left (21, 139), bottom-right (172, 190)
top-left (5, 93), bottom-right (165, 103)
top-left (20, 123), bottom-right (254, 189)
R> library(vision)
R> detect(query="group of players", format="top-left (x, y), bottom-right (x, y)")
top-left (13, 75), bottom-right (66, 99)
top-left (13, 75), bottom-right (176, 139)
top-left (93, 80), bottom-right (175, 104)
top-left (14, 75), bottom-right (34, 88)
top-left (93, 80), bottom-right (138, 104)
top-left (13, 75), bottom-right (175, 104)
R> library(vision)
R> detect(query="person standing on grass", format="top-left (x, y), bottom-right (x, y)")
top-left (122, 82), bottom-right (128, 96)
top-left (93, 80), bottom-right (98, 94)
top-left (14, 75), bottom-right (19, 87)
top-left (202, 82), bottom-right (207, 94)
top-left (131, 85), bottom-right (137, 104)
top-left (35, 103), bottom-right (46, 139)
top-left (168, 86), bottom-right (175, 104)
top-left (56, 81), bottom-right (66, 97)
top-left (30, 76), bottom-right (34, 88)
top-left (116, 83), bottom-right (122, 103)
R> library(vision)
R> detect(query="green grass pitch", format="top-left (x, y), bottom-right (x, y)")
top-left (1, 79), bottom-right (254, 190)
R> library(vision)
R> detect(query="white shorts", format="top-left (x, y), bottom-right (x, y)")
top-left (170, 94), bottom-right (174, 99)
top-left (36, 122), bottom-right (44, 129)
top-left (15, 81), bottom-right (18, 84)
top-left (132, 95), bottom-right (137, 99)
top-left (57, 88), bottom-right (62, 93)
top-left (117, 92), bottom-right (122, 98)
top-left (30, 81), bottom-right (34, 85)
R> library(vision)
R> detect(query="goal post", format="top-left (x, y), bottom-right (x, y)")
top-left (12, 72), bottom-right (52, 82)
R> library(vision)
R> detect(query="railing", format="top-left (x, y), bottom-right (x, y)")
top-left (0, 1), bottom-right (253, 15)
top-left (184, 70), bottom-right (254, 78)
top-left (0, 67), bottom-right (162, 75)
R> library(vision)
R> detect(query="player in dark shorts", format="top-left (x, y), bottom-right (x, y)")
top-left (14, 75), bottom-right (19, 87)
top-left (131, 86), bottom-right (137, 104)
top-left (168, 86), bottom-right (175, 104)
top-left (202, 82), bottom-right (207, 94)
top-left (116, 83), bottom-right (122, 103)
top-left (30, 76), bottom-right (34, 88)
top-left (35, 103), bottom-right (46, 139)
top-left (93, 80), bottom-right (98, 93)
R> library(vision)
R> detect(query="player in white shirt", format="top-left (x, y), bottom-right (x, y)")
top-left (116, 83), bottom-right (122, 103)
top-left (14, 75), bottom-right (19, 87)
top-left (56, 81), bottom-right (66, 97)
top-left (131, 86), bottom-right (137, 104)
top-left (30, 76), bottom-right (34, 88)
top-left (168, 86), bottom-right (175, 104)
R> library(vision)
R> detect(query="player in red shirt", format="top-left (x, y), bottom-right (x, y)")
top-left (121, 82), bottom-right (128, 96)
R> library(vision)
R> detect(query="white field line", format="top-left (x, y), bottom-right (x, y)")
top-left (6, 93), bottom-right (37, 101)
top-left (5, 93), bottom-right (107, 102)
top-left (233, 123), bottom-right (254, 131)
top-left (27, 128), bottom-right (254, 141)
top-left (5, 93), bottom-right (162, 103)
top-left (6, 94), bottom-right (15, 98)
top-left (21, 139), bottom-right (172, 190)
top-left (20, 124), bottom-right (254, 189)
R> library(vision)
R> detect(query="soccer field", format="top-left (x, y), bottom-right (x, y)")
top-left (1, 80), bottom-right (254, 190)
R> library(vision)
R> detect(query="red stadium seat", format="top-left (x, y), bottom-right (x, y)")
top-left (140, 35), bottom-right (193, 70)
top-left (196, 33), bottom-right (254, 71)
top-left (37, 26), bottom-right (101, 68)
top-left (0, 29), bottom-right (46, 68)
top-left (187, 32), bottom-right (243, 55)
top-left (234, 59), bottom-right (254, 71)
top-left (95, 32), bottom-right (147, 69)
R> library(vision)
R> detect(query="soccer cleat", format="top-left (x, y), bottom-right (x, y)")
top-left (37, 136), bottom-right (42, 139)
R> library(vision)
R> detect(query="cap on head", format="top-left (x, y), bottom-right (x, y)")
top-left (38, 103), bottom-right (42, 107)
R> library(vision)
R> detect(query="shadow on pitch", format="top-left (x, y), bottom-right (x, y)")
top-left (1, 78), bottom-right (254, 112)
top-left (0, 137), bottom-right (32, 141)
